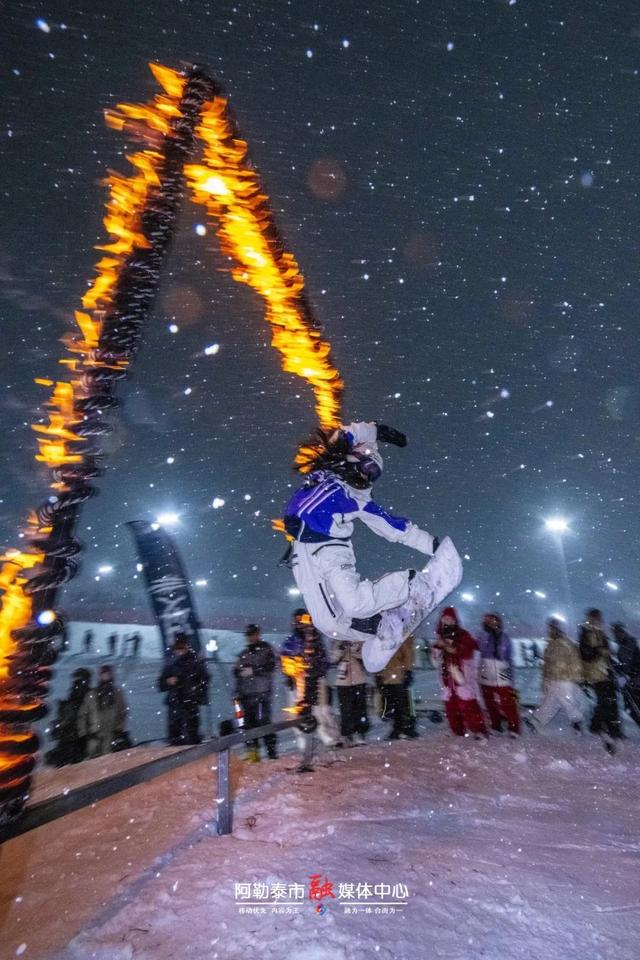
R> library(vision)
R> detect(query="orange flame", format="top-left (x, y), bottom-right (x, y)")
top-left (1, 63), bottom-right (344, 794)
top-left (0, 552), bottom-right (42, 684)
top-left (185, 94), bottom-right (343, 450)
top-left (0, 64), bottom-right (189, 783)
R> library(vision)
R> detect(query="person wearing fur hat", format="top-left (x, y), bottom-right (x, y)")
top-left (433, 607), bottom-right (488, 738)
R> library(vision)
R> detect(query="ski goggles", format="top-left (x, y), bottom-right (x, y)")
top-left (349, 452), bottom-right (383, 483)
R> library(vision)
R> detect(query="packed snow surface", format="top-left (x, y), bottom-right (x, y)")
top-left (2, 728), bottom-right (639, 960)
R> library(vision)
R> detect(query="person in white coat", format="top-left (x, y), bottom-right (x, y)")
top-left (283, 421), bottom-right (462, 673)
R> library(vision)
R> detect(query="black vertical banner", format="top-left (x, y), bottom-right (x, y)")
top-left (128, 521), bottom-right (202, 656)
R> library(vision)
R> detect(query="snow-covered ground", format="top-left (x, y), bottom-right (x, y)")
top-left (2, 722), bottom-right (639, 960)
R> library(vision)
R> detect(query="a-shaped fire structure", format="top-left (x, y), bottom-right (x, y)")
top-left (0, 63), bottom-right (343, 826)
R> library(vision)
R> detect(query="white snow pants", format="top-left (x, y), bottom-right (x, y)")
top-left (534, 680), bottom-right (585, 726)
top-left (290, 539), bottom-right (411, 643)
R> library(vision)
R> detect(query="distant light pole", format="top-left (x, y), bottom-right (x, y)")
top-left (544, 516), bottom-right (574, 629)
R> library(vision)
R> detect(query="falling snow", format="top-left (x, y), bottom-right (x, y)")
top-left (1, 0), bottom-right (636, 635)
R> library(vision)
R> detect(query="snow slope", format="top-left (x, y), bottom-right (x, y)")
top-left (2, 728), bottom-right (639, 960)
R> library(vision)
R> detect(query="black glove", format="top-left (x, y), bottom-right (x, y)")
top-left (403, 670), bottom-right (414, 688)
top-left (377, 424), bottom-right (407, 447)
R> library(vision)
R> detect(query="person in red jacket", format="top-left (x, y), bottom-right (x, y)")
top-left (433, 607), bottom-right (488, 738)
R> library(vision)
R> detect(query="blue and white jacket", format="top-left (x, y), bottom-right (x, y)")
top-left (284, 471), bottom-right (435, 556)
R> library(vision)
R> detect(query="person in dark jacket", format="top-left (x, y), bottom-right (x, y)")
top-left (234, 624), bottom-right (278, 761)
top-left (281, 609), bottom-right (329, 707)
top-left (107, 632), bottom-right (118, 657)
top-left (158, 635), bottom-right (209, 745)
top-left (612, 622), bottom-right (640, 728)
top-left (578, 609), bottom-right (622, 750)
top-left (80, 664), bottom-right (129, 755)
top-left (281, 612), bottom-right (339, 770)
top-left (45, 668), bottom-right (94, 766)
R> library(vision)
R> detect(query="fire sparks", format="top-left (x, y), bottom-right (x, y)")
top-left (186, 94), bottom-right (343, 449)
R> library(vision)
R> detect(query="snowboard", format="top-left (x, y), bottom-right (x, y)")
top-left (362, 536), bottom-right (463, 673)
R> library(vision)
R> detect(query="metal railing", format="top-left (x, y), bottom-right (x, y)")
top-left (0, 718), bottom-right (301, 845)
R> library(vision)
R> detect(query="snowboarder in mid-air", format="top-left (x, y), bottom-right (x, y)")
top-left (282, 421), bottom-right (463, 672)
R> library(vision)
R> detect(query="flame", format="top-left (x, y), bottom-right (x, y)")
top-left (281, 653), bottom-right (309, 709)
top-left (0, 62), bottom-right (345, 802)
top-left (0, 63), bottom-right (189, 793)
top-left (0, 553), bottom-right (41, 683)
top-left (185, 94), bottom-right (343, 451)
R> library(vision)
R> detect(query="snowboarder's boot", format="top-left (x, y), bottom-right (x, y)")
top-left (244, 745), bottom-right (260, 763)
top-left (351, 613), bottom-right (382, 634)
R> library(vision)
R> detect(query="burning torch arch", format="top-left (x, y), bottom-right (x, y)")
top-left (0, 63), bottom-right (343, 826)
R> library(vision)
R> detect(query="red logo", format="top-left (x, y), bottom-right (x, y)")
top-left (308, 874), bottom-right (336, 903)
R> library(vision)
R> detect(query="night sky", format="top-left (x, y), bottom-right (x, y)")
top-left (2, 0), bottom-right (639, 633)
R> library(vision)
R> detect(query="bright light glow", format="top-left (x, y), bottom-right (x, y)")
top-left (211, 497), bottom-right (225, 510)
top-left (37, 609), bottom-right (56, 626)
top-left (168, 323), bottom-right (179, 334)
top-left (136, 563), bottom-right (143, 572)
top-left (206, 638), bottom-right (219, 653)
top-left (288, 587), bottom-right (301, 597)
top-left (195, 223), bottom-right (207, 236)
top-left (605, 581), bottom-right (619, 592)
top-left (544, 516), bottom-right (569, 534)
top-left (97, 564), bottom-right (113, 575)
top-left (195, 579), bottom-right (208, 587)
top-left (550, 611), bottom-right (566, 623)
top-left (460, 592), bottom-right (475, 602)
top-left (156, 512), bottom-right (180, 526)
top-left (534, 590), bottom-right (547, 599)
top-left (201, 175), bottom-right (230, 196)
top-left (204, 343), bottom-right (220, 356)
